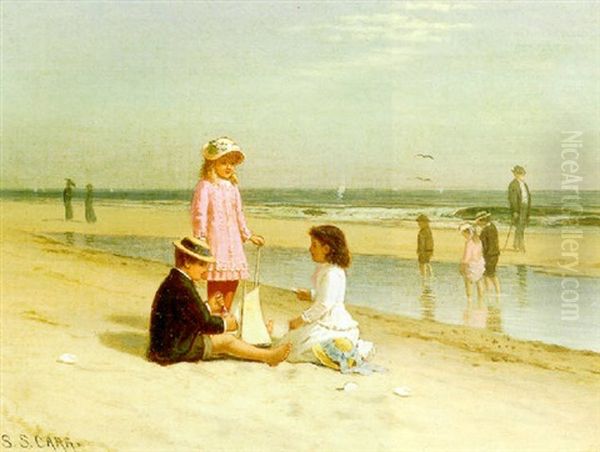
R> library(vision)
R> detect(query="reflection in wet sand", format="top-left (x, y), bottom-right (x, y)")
top-left (419, 280), bottom-right (437, 322)
top-left (64, 231), bottom-right (74, 245)
top-left (463, 294), bottom-right (503, 332)
top-left (463, 300), bottom-right (488, 329)
top-left (516, 265), bottom-right (528, 305)
top-left (486, 302), bottom-right (502, 333)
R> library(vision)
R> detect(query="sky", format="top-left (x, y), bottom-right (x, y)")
top-left (1, 1), bottom-right (599, 190)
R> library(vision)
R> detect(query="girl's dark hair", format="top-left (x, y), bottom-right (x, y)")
top-left (309, 225), bottom-right (351, 268)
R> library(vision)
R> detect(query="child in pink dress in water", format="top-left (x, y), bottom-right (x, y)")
top-left (191, 137), bottom-right (264, 312)
top-left (458, 222), bottom-right (485, 302)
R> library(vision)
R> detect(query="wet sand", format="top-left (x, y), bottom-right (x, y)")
top-left (1, 199), bottom-right (599, 451)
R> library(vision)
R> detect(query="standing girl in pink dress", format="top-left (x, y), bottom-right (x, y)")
top-left (191, 137), bottom-right (265, 312)
top-left (458, 222), bottom-right (485, 302)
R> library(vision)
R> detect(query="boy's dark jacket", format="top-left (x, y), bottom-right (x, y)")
top-left (480, 223), bottom-right (500, 258)
top-left (148, 268), bottom-right (224, 364)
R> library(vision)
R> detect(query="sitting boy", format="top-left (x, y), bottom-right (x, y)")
top-left (148, 236), bottom-right (290, 366)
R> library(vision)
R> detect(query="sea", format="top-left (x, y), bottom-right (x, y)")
top-left (3, 188), bottom-right (600, 352)
top-left (3, 187), bottom-right (600, 229)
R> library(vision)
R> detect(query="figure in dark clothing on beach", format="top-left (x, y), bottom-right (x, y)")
top-left (508, 165), bottom-right (531, 252)
top-left (416, 214), bottom-right (434, 278)
top-left (85, 184), bottom-right (97, 223)
top-left (475, 211), bottom-right (501, 294)
top-left (63, 178), bottom-right (76, 221)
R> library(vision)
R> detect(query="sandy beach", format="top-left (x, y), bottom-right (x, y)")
top-left (1, 199), bottom-right (599, 451)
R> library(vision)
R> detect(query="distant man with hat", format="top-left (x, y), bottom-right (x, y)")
top-left (416, 214), bottom-right (434, 277)
top-left (148, 236), bottom-right (291, 366)
top-left (63, 178), bottom-right (76, 221)
top-left (508, 165), bottom-right (531, 252)
top-left (475, 211), bottom-right (501, 294)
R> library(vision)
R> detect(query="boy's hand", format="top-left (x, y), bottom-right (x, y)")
top-left (288, 316), bottom-right (305, 331)
top-left (208, 291), bottom-right (225, 313)
top-left (294, 289), bottom-right (311, 301)
top-left (224, 314), bottom-right (238, 332)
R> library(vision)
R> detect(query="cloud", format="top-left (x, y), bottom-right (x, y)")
top-left (297, 47), bottom-right (417, 77)
top-left (287, 7), bottom-right (473, 77)
top-left (325, 13), bottom-right (472, 43)
top-left (402, 1), bottom-right (477, 12)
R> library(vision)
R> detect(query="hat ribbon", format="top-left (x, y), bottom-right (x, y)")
top-left (181, 238), bottom-right (212, 258)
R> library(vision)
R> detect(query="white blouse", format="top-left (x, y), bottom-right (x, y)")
top-left (301, 263), bottom-right (357, 331)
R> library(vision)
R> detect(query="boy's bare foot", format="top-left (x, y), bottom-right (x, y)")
top-left (267, 343), bottom-right (292, 367)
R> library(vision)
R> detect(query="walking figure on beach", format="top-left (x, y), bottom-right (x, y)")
top-left (508, 165), bottom-right (531, 252)
top-left (458, 223), bottom-right (485, 302)
top-left (63, 178), bottom-right (76, 221)
top-left (191, 137), bottom-right (265, 312)
top-left (147, 236), bottom-right (291, 366)
top-left (416, 214), bottom-right (434, 278)
top-left (85, 184), bottom-right (97, 224)
top-left (475, 211), bottom-right (501, 294)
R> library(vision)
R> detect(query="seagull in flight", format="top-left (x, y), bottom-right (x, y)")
top-left (415, 153), bottom-right (434, 160)
top-left (416, 177), bottom-right (432, 182)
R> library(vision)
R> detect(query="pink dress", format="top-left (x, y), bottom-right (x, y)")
top-left (191, 179), bottom-right (252, 281)
top-left (461, 239), bottom-right (485, 282)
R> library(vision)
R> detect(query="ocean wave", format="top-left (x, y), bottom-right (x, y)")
top-left (3, 188), bottom-right (598, 228)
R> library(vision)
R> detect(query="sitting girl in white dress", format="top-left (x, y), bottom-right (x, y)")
top-left (281, 225), bottom-right (362, 363)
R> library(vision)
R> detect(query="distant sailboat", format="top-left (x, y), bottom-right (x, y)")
top-left (336, 184), bottom-right (346, 200)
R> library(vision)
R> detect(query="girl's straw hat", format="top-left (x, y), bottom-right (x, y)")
top-left (172, 236), bottom-right (216, 263)
top-left (459, 222), bottom-right (475, 233)
top-left (202, 137), bottom-right (245, 164)
top-left (312, 338), bottom-right (358, 371)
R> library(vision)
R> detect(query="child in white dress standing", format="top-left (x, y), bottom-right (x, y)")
top-left (283, 225), bottom-right (361, 363)
top-left (191, 137), bottom-right (264, 313)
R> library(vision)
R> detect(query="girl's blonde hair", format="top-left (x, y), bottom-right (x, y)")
top-left (200, 159), bottom-right (239, 185)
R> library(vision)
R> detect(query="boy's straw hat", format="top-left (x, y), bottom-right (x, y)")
top-left (173, 236), bottom-right (215, 263)
top-left (416, 214), bottom-right (430, 223)
top-left (511, 165), bottom-right (526, 175)
top-left (202, 137), bottom-right (245, 164)
top-left (474, 211), bottom-right (491, 222)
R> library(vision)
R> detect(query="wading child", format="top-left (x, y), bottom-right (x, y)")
top-left (281, 225), bottom-right (367, 363)
top-left (458, 223), bottom-right (485, 302)
top-left (475, 211), bottom-right (501, 294)
top-left (416, 214), bottom-right (434, 277)
top-left (148, 236), bottom-right (290, 366)
top-left (191, 137), bottom-right (265, 312)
